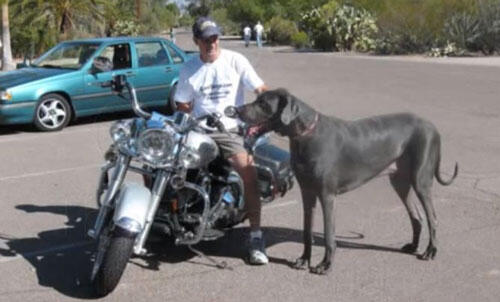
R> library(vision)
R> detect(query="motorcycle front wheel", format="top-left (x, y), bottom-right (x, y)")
top-left (94, 229), bottom-right (135, 297)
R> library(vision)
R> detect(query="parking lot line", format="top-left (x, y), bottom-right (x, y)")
top-left (0, 164), bottom-right (101, 182)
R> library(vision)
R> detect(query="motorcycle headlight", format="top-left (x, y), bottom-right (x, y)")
top-left (137, 129), bottom-right (175, 165)
top-left (110, 119), bottom-right (134, 143)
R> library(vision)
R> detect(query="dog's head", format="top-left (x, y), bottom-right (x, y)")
top-left (235, 88), bottom-right (300, 136)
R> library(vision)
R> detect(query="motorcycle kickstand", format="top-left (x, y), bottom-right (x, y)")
top-left (188, 245), bottom-right (233, 271)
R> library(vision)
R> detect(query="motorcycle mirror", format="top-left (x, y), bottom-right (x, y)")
top-left (224, 106), bottom-right (238, 118)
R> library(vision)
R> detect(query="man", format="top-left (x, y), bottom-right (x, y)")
top-left (174, 17), bottom-right (269, 265)
top-left (243, 24), bottom-right (251, 47)
top-left (254, 21), bottom-right (264, 48)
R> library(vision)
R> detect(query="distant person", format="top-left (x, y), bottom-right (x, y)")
top-left (254, 21), bottom-right (264, 48)
top-left (243, 25), bottom-right (251, 47)
top-left (170, 28), bottom-right (176, 44)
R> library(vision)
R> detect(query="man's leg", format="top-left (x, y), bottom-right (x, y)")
top-left (229, 152), bottom-right (261, 231)
top-left (229, 152), bottom-right (268, 264)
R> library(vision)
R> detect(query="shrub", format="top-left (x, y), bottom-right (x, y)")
top-left (300, 2), bottom-right (378, 52)
top-left (443, 12), bottom-right (481, 53)
top-left (291, 31), bottom-right (309, 49)
top-left (474, 0), bottom-right (500, 54)
top-left (300, 1), bottom-right (338, 51)
top-left (111, 20), bottom-right (142, 36)
top-left (332, 5), bottom-right (378, 52)
top-left (265, 16), bottom-right (298, 45)
top-left (211, 8), bottom-right (240, 35)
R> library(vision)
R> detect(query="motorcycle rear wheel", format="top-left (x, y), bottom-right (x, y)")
top-left (94, 231), bottom-right (135, 297)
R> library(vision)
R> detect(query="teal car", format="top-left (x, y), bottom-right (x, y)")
top-left (0, 36), bottom-right (196, 131)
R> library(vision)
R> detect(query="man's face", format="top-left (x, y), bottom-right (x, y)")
top-left (195, 35), bottom-right (220, 63)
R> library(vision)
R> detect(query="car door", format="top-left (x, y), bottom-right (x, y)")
top-left (80, 42), bottom-right (136, 115)
top-left (133, 40), bottom-right (179, 108)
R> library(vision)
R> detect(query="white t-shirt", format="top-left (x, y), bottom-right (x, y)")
top-left (254, 23), bottom-right (264, 35)
top-left (243, 27), bottom-right (251, 37)
top-left (174, 49), bottom-right (264, 129)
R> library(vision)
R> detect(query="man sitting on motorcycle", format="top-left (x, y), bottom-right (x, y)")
top-left (174, 17), bottom-right (269, 265)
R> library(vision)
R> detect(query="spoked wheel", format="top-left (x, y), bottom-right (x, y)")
top-left (34, 93), bottom-right (72, 131)
top-left (92, 225), bottom-right (136, 297)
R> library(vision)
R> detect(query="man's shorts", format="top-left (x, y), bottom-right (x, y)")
top-left (208, 131), bottom-right (246, 159)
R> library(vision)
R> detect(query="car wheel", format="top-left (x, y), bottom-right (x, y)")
top-left (167, 83), bottom-right (177, 115)
top-left (34, 94), bottom-right (72, 131)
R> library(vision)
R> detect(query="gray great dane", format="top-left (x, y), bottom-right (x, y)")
top-left (230, 89), bottom-right (458, 275)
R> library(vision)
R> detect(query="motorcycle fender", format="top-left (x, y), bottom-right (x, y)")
top-left (113, 182), bottom-right (151, 234)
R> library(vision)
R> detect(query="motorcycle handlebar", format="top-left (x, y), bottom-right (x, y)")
top-left (106, 75), bottom-right (151, 119)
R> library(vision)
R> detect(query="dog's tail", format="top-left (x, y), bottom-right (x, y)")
top-left (435, 160), bottom-right (458, 186)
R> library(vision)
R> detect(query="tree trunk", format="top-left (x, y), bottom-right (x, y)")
top-left (135, 0), bottom-right (141, 20)
top-left (1, 2), bottom-right (14, 71)
top-left (59, 11), bottom-right (73, 34)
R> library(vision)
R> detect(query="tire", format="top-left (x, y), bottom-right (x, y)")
top-left (34, 93), bottom-right (72, 131)
top-left (167, 83), bottom-right (177, 115)
top-left (94, 231), bottom-right (135, 297)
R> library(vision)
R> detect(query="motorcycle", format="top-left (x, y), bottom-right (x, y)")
top-left (88, 73), bottom-right (294, 296)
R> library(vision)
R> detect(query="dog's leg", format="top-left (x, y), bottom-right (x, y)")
top-left (412, 138), bottom-right (439, 260)
top-left (390, 156), bottom-right (423, 254)
top-left (292, 187), bottom-right (317, 270)
top-left (414, 186), bottom-right (437, 260)
top-left (310, 190), bottom-right (335, 275)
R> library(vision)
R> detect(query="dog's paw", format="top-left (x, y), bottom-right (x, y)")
top-left (401, 243), bottom-right (418, 254)
top-left (418, 246), bottom-right (437, 260)
top-left (310, 261), bottom-right (331, 275)
top-left (290, 257), bottom-right (308, 270)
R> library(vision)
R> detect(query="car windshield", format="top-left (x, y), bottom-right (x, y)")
top-left (32, 42), bottom-right (101, 70)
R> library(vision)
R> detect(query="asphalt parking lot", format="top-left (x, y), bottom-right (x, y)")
top-left (0, 31), bottom-right (499, 302)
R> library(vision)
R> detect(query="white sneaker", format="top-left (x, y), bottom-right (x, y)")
top-left (248, 236), bottom-right (269, 265)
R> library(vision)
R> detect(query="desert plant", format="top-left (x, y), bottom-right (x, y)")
top-left (265, 16), bottom-right (298, 45)
top-left (111, 19), bottom-right (142, 36)
top-left (211, 7), bottom-right (240, 35)
top-left (474, 0), bottom-right (500, 54)
top-left (443, 12), bottom-right (481, 52)
top-left (299, 1), bottom-right (338, 51)
top-left (331, 5), bottom-right (378, 51)
top-left (291, 31), bottom-right (309, 49)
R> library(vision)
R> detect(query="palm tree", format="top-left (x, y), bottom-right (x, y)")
top-left (1, 0), bottom-right (15, 71)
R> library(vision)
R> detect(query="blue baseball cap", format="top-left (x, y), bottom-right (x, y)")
top-left (193, 16), bottom-right (221, 39)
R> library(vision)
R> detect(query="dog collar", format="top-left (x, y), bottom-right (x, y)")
top-left (294, 113), bottom-right (319, 138)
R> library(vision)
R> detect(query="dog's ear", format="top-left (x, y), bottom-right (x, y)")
top-left (277, 89), bottom-right (299, 125)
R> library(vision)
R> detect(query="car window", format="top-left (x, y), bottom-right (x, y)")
top-left (33, 43), bottom-right (100, 69)
top-left (165, 44), bottom-right (184, 64)
top-left (136, 42), bottom-right (170, 67)
top-left (97, 43), bottom-right (131, 70)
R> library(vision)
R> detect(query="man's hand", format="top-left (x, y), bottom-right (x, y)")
top-left (254, 84), bottom-right (268, 95)
top-left (176, 101), bottom-right (192, 113)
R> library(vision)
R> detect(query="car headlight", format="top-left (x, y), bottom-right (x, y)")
top-left (137, 129), bottom-right (175, 166)
top-left (0, 90), bottom-right (12, 101)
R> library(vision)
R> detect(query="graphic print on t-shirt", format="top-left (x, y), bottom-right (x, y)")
top-left (200, 83), bottom-right (232, 102)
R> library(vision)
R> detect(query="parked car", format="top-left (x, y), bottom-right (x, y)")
top-left (0, 36), bottom-right (197, 131)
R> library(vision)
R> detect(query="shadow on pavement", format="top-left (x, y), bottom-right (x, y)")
top-left (0, 204), bottom-right (412, 299)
